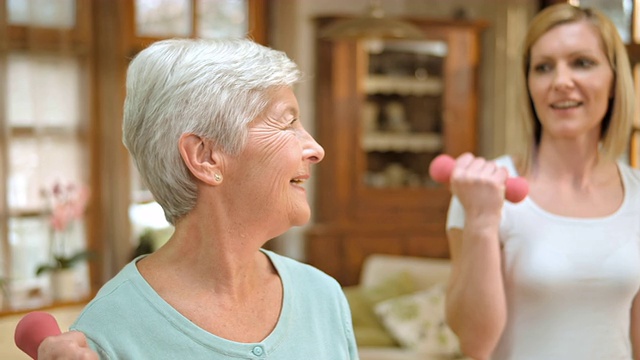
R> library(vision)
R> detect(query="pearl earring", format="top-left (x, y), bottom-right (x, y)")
top-left (214, 173), bottom-right (222, 182)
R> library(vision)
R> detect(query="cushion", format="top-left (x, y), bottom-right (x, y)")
top-left (343, 271), bottom-right (417, 347)
top-left (373, 282), bottom-right (462, 357)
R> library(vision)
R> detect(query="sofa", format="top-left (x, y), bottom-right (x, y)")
top-left (343, 254), bottom-right (471, 360)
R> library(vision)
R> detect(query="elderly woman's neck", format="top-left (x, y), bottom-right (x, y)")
top-left (140, 215), bottom-right (277, 292)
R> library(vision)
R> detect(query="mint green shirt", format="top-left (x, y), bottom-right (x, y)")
top-left (71, 250), bottom-right (358, 359)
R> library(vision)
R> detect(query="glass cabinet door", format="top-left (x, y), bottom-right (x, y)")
top-left (361, 40), bottom-right (448, 189)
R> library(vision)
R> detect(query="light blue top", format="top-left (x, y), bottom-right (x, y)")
top-left (71, 249), bottom-right (358, 360)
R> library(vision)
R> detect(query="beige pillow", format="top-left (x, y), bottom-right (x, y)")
top-left (343, 271), bottom-right (417, 347)
top-left (373, 282), bottom-right (462, 357)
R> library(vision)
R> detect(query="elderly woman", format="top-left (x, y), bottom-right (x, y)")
top-left (38, 38), bottom-right (357, 359)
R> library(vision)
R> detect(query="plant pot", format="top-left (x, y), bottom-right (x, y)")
top-left (51, 269), bottom-right (78, 302)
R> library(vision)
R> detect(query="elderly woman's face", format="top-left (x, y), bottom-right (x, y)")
top-left (527, 20), bottom-right (613, 142)
top-left (228, 87), bottom-right (324, 234)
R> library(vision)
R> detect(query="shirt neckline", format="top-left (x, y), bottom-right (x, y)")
top-left (128, 248), bottom-right (290, 356)
top-left (501, 155), bottom-right (629, 222)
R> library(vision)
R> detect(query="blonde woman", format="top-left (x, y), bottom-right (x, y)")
top-left (445, 4), bottom-right (640, 360)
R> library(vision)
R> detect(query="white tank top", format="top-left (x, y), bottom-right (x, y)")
top-left (447, 156), bottom-right (640, 360)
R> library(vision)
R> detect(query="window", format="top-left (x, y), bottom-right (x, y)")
top-left (0, 0), bottom-right (267, 314)
top-left (1, 0), bottom-right (94, 311)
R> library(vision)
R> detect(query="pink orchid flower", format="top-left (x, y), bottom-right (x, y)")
top-left (47, 182), bottom-right (90, 233)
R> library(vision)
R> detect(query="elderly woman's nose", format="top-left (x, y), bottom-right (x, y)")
top-left (302, 131), bottom-right (325, 163)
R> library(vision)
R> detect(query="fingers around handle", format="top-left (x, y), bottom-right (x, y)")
top-left (15, 311), bottom-right (62, 359)
top-left (428, 154), bottom-right (529, 203)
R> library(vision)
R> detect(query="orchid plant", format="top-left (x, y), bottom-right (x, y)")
top-left (36, 181), bottom-right (92, 276)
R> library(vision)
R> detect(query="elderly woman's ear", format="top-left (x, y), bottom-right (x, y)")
top-left (178, 133), bottom-right (224, 185)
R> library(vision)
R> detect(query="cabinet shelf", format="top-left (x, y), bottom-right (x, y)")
top-left (364, 75), bottom-right (443, 96)
top-left (361, 132), bottom-right (442, 153)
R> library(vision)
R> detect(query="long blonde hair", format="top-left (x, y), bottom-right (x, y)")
top-left (513, 3), bottom-right (634, 173)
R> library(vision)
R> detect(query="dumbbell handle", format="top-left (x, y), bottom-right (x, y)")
top-left (15, 311), bottom-right (62, 359)
top-left (429, 154), bottom-right (529, 203)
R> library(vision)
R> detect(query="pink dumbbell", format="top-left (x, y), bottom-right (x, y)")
top-left (429, 154), bottom-right (529, 203)
top-left (15, 311), bottom-right (62, 359)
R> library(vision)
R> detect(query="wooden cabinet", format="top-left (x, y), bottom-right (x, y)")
top-left (306, 17), bottom-right (487, 286)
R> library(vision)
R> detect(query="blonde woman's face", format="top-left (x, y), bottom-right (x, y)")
top-left (527, 20), bottom-right (614, 142)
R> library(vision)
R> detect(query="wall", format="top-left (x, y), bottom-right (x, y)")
top-left (268, 0), bottom-right (538, 261)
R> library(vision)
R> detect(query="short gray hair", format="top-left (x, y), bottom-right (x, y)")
top-left (123, 38), bottom-right (301, 224)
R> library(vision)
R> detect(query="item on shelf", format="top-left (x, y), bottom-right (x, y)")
top-left (384, 163), bottom-right (408, 188)
top-left (414, 67), bottom-right (428, 80)
top-left (365, 171), bottom-right (388, 188)
top-left (406, 173), bottom-right (423, 188)
top-left (384, 101), bottom-right (410, 133)
top-left (405, 95), bottom-right (440, 132)
top-left (362, 102), bottom-right (380, 133)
